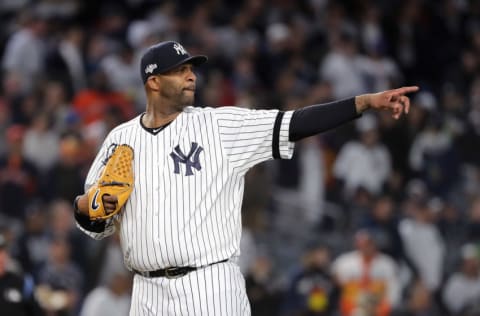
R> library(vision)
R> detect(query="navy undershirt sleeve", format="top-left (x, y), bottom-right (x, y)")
top-left (74, 211), bottom-right (107, 233)
top-left (289, 97), bottom-right (360, 141)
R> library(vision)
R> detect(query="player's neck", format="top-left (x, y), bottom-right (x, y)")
top-left (144, 93), bottom-right (187, 127)
top-left (142, 109), bottom-right (180, 128)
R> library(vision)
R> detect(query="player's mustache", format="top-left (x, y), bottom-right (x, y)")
top-left (184, 85), bottom-right (196, 91)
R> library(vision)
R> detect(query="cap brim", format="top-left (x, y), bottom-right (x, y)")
top-left (186, 55), bottom-right (208, 66)
top-left (161, 55), bottom-right (208, 74)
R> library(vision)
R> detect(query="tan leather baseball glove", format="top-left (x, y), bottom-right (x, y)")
top-left (87, 144), bottom-right (134, 220)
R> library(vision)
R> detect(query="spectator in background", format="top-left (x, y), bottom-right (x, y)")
top-left (80, 269), bottom-right (132, 316)
top-left (46, 25), bottom-right (87, 95)
top-left (41, 81), bottom-right (75, 135)
top-left (358, 4), bottom-right (402, 93)
top-left (36, 237), bottom-right (83, 316)
top-left (377, 109), bottom-right (411, 199)
top-left (404, 91), bottom-right (436, 151)
top-left (239, 224), bottom-right (258, 275)
top-left (0, 99), bottom-right (12, 157)
top-left (83, 33), bottom-right (110, 77)
top-left (399, 196), bottom-right (445, 292)
top-left (245, 254), bottom-right (283, 316)
top-left (0, 125), bottom-right (38, 220)
top-left (73, 68), bottom-right (135, 151)
top-left (409, 110), bottom-right (460, 197)
top-left (333, 113), bottom-right (392, 199)
top-left (281, 243), bottom-right (338, 316)
top-left (388, 0), bottom-right (420, 83)
top-left (44, 133), bottom-right (86, 202)
top-left (332, 229), bottom-right (400, 316)
top-left (100, 43), bottom-right (143, 105)
top-left (359, 39), bottom-right (402, 94)
top-left (1, 8), bottom-right (48, 93)
top-left (231, 55), bottom-right (259, 98)
top-left (11, 92), bottom-right (40, 126)
top-left (358, 194), bottom-right (405, 264)
top-left (47, 199), bottom-right (91, 275)
top-left (258, 22), bottom-right (294, 91)
top-left (269, 96), bottom-right (326, 268)
top-left (320, 29), bottom-right (367, 100)
top-left (272, 125), bottom-right (326, 237)
top-left (465, 196), bottom-right (480, 244)
top-left (392, 279), bottom-right (442, 316)
top-left (443, 244), bottom-right (480, 316)
top-left (90, 232), bottom-right (126, 290)
top-left (437, 199), bottom-right (468, 273)
top-left (14, 203), bottom-right (50, 278)
top-left (213, 10), bottom-right (259, 61)
top-left (22, 112), bottom-right (59, 175)
top-left (0, 233), bottom-right (44, 316)
top-left (73, 68), bottom-right (135, 126)
top-left (461, 77), bottom-right (480, 174)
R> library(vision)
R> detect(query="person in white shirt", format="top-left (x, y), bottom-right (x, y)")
top-left (80, 269), bottom-right (132, 316)
top-left (443, 244), bottom-right (480, 315)
top-left (1, 11), bottom-right (48, 93)
top-left (333, 113), bottom-right (392, 198)
top-left (399, 197), bottom-right (445, 291)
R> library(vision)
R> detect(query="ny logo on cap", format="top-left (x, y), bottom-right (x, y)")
top-left (145, 63), bottom-right (158, 74)
top-left (173, 43), bottom-right (187, 55)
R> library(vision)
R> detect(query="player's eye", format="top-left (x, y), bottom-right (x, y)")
top-left (166, 64), bottom-right (194, 76)
top-left (178, 65), bottom-right (193, 74)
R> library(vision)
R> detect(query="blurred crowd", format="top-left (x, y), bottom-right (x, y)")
top-left (0, 0), bottom-right (480, 315)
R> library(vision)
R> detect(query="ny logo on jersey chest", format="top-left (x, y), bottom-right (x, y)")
top-left (170, 142), bottom-right (203, 176)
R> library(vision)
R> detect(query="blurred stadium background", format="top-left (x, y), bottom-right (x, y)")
top-left (0, 0), bottom-right (480, 315)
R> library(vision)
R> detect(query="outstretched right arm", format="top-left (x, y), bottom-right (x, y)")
top-left (289, 86), bottom-right (419, 141)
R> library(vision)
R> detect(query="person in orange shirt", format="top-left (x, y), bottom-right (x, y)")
top-left (73, 69), bottom-right (135, 125)
top-left (332, 229), bottom-right (400, 316)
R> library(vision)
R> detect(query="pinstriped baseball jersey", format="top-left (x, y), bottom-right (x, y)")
top-left (129, 260), bottom-right (250, 316)
top-left (78, 105), bottom-right (294, 272)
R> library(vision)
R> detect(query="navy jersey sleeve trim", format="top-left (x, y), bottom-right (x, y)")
top-left (272, 111), bottom-right (285, 159)
top-left (289, 97), bottom-right (360, 141)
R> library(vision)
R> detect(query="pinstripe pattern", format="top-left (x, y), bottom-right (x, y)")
top-left (129, 261), bottom-right (249, 316)
top-left (76, 105), bottom-right (294, 315)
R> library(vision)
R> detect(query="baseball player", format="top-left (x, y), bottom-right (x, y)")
top-left (73, 40), bottom-right (419, 316)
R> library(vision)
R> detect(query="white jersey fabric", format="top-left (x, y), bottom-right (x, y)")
top-left (77, 105), bottom-right (294, 315)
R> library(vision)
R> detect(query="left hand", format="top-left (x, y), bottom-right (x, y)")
top-left (102, 194), bottom-right (119, 214)
top-left (356, 86), bottom-right (420, 119)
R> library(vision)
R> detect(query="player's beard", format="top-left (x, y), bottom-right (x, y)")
top-left (161, 86), bottom-right (195, 112)
top-left (179, 89), bottom-right (195, 107)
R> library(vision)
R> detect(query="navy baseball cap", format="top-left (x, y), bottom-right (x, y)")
top-left (140, 41), bottom-right (208, 83)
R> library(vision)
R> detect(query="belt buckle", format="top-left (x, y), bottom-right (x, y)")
top-left (165, 267), bottom-right (188, 279)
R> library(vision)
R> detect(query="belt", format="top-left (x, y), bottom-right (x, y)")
top-left (134, 259), bottom-right (229, 279)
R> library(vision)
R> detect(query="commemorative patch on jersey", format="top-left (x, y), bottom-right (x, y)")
top-left (102, 143), bottom-right (119, 165)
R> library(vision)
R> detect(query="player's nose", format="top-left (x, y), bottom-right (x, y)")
top-left (186, 69), bottom-right (196, 82)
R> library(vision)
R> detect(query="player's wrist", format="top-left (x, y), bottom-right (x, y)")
top-left (73, 194), bottom-right (89, 216)
top-left (355, 94), bottom-right (371, 114)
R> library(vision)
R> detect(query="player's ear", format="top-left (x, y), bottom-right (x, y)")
top-left (145, 76), bottom-right (161, 91)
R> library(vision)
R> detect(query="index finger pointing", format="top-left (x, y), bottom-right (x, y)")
top-left (393, 86), bottom-right (420, 96)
